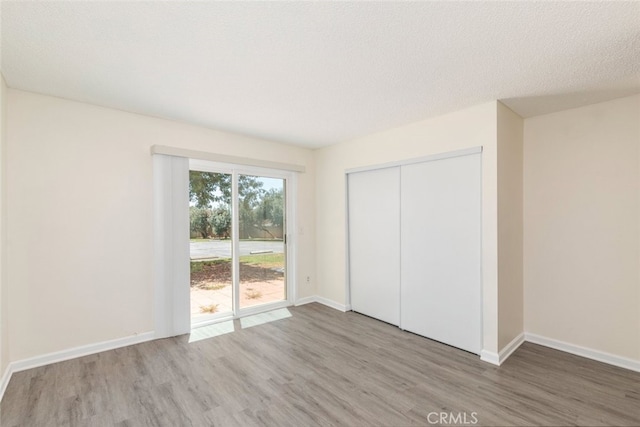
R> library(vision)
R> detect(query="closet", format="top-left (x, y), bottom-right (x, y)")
top-left (347, 149), bottom-right (481, 354)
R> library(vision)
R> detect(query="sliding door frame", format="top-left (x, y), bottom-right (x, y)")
top-left (189, 159), bottom-right (296, 325)
top-left (153, 147), bottom-right (302, 338)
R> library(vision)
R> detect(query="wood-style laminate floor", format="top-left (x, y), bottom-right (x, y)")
top-left (2, 303), bottom-right (639, 426)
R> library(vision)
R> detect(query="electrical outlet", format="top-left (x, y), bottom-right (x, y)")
top-left (306, 276), bottom-right (311, 283)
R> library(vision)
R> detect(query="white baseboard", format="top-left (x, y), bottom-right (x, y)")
top-left (480, 333), bottom-right (525, 366)
top-left (483, 331), bottom-right (640, 373)
top-left (480, 350), bottom-right (500, 366)
top-left (525, 333), bottom-right (640, 373)
top-left (294, 295), bottom-right (351, 312)
top-left (314, 296), bottom-right (351, 312)
top-left (10, 331), bottom-right (156, 374)
top-left (0, 364), bottom-right (11, 403)
top-left (500, 333), bottom-right (526, 363)
top-left (294, 296), bottom-right (317, 306)
top-left (0, 331), bottom-right (155, 402)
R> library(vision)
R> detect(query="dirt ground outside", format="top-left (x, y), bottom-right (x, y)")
top-left (190, 258), bottom-right (285, 318)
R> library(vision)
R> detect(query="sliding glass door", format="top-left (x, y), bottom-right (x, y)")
top-left (238, 175), bottom-right (286, 309)
top-left (189, 162), bottom-right (289, 326)
top-left (189, 170), bottom-right (234, 323)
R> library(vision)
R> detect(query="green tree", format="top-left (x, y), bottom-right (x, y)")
top-left (189, 171), bottom-right (231, 208)
top-left (189, 171), bottom-right (266, 239)
top-left (258, 188), bottom-right (284, 227)
top-left (190, 172), bottom-right (264, 207)
top-left (211, 207), bottom-right (231, 238)
top-left (238, 175), bottom-right (265, 238)
top-left (190, 207), bottom-right (211, 238)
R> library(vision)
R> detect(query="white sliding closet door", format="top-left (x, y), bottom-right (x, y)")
top-left (348, 167), bottom-right (401, 326)
top-left (400, 153), bottom-right (481, 354)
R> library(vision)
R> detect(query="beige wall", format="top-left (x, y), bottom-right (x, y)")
top-left (0, 74), bottom-right (7, 374)
top-left (497, 103), bottom-right (524, 348)
top-left (524, 94), bottom-right (640, 360)
top-left (5, 89), bottom-right (316, 362)
top-left (315, 101), bottom-right (502, 353)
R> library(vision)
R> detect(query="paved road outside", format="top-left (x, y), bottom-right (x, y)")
top-left (190, 240), bottom-right (284, 259)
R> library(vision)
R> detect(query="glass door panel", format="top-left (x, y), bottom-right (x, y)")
top-left (238, 175), bottom-right (286, 309)
top-left (189, 171), bottom-right (234, 325)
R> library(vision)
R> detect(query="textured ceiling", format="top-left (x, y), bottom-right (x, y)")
top-left (1, 1), bottom-right (639, 148)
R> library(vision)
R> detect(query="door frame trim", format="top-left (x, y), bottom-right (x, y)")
top-left (345, 146), bottom-right (482, 175)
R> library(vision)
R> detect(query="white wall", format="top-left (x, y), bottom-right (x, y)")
top-left (524, 94), bottom-right (640, 360)
top-left (315, 101), bottom-right (502, 353)
top-left (0, 74), bottom-right (7, 375)
top-left (497, 103), bottom-right (524, 348)
top-left (5, 89), bottom-right (316, 362)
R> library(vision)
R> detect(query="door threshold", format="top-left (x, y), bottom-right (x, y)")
top-left (190, 300), bottom-right (292, 331)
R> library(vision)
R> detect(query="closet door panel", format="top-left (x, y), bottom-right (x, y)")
top-left (400, 154), bottom-right (481, 354)
top-left (348, 167), bottom-right (401, 325)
